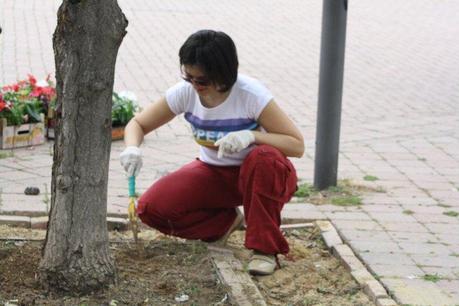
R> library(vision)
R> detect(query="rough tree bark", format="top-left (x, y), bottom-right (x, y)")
top-left (39, 0), bottom-right (128, 293)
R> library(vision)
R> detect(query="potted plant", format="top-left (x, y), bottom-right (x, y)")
top-left (111, 91), bottom-right (139, 140)
top-left (45, 89), bottom-right (139, 141)
top-left (0, 75), bottom-right (54, 149)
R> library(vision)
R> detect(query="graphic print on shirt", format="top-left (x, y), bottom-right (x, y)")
top-left (185, 112), bottom-right (259, 147)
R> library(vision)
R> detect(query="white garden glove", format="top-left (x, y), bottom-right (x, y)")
top-left (120, 146), bottom-right (143, 177)
top-left (215, 130), bottom-right (255, 159)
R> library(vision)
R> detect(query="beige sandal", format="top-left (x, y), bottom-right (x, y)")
top-left (248, 251), bottom-right (277, 275)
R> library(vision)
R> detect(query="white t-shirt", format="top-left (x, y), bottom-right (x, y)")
top-left (166, 74), bottom-right (273, 166)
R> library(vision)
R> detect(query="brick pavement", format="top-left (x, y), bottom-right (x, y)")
top-left (1, 0), bottom-right (459, 304)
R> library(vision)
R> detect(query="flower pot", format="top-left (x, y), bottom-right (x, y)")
top-left (46, 120), bottom-right (125, 141)
top-left (0, 115), bottom-right (45, 149)
top-left (111, 126), bottom-right (125, 141)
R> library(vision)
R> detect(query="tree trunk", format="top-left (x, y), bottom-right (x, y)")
top-left (39, 0), bottom-right (128, 294)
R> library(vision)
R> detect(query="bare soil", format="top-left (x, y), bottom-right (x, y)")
top-left (0, 225), bottom-right (373, 305)
top-left (227, 227), bottom-right (372, 306)
top-left (0, 227), bottom-right (228, 306)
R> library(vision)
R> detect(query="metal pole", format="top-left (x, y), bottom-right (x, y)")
top-left (314, 0), bottom-right (348, 190)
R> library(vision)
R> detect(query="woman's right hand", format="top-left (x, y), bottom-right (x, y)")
top-left (121, 97), bottom-right (176, 177)
top-left (120, 146), bottom-right (143, 177)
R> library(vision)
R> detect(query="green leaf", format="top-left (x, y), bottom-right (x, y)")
top-left (111, 93), bottom-right (138, 126)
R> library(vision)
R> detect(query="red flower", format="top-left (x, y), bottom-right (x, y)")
top-left (30, 87), bottom-right (43, 97)
top-left (0, 101), bottom-right (6, 112)
top-left (28, 74), bottom-right (37, 86)
top-left (41, 86), bottom-right (55, 97)
top-left (12, 84), bottom-right (19, 92)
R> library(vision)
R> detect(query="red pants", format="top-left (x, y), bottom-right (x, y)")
top-left (137, 145), bottom-right (297, 255)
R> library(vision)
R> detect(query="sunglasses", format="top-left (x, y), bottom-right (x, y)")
top-left (181, 74), bottom-right (211, 87)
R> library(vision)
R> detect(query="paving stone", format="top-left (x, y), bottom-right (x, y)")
top-left (351, 269), bottom-right (375, 285)
top-left (359, 252), bottom-right (415, 266)
top-left (447, 244), bottom-right (459, 254)
top-left (398, 241), bottom-right (452, 255)
top-left (381, 221), bottom-right (429, 233)
top-left (368, 264), bottom-right (425, 279)
top-left (411, 254), bottom-right (459, 268)
top-left (281, 204), bottom-right (326, 221)
top-left (375, 298), bottom-right (398, 306)
top-left (361, 204), bottom-right (404, 213)
top-left (0, 215), bottom-right (31, 227)
top-left (421, 266), bottom-right (459, 279)
top-left (31, 216), bottom-right (48, 230)
top-left (107, 206), bottom-right (128, 217)
top-left (403, 205), bottom-right (449, 214)
top-left (388, 231), bottom-right (439, 243)
top-left (381, 278), bottom-right (458, 306)
top-left (315, 204), bottom-right (349, 212)
top-left (280, 222), bottom-right (314, 230)
top-left (314, 220), bottom-right (332, 232)
top-left (414, 213), bottom-right (459, 224)
top-left (368, 212), bottom-right (418, 223)
top-left (348, 240), bottom-right (403, 254)
top-left (339, 229), bottom-right (393, 243)
top-left (332, 244), bottom-right (355, 258)
top-left (0, 193), bottom-right (48, 215)
top-left (0, 170), bottom-right (38, 181)
top-left (436, 233), bottom-right (459, 245)
top-left (325, 211), bottom-right (372, 221)
top-left (107, 217), bottom-right (129, 231)
top-left (321, 230), bottom-right (343, 249)
top-left (437, 280), bottom-right (459, 299)
top-left (340, 255), bottom-right (366, 272)
top-left (332, 220), bottom-right (384, 231)
top-left (360, 194), bottom-right (397, 205)
top-left (425, 223), bottom-right (459, 235)
top-left (363, 280), bottom-right (389, 302)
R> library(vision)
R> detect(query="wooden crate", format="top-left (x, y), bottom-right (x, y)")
top-left (0, 115), bottom-right (45, 149)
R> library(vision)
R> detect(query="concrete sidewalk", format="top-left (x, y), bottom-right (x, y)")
top-left (1, 0), bottom-right (459, 304)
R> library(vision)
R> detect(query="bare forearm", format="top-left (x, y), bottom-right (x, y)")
top-left (124, 118), bottom-right (145, 147)
top-left (252, 131), bottom-right (304, 158)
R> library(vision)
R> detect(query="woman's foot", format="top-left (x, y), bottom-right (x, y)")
top-left (248, 251), bottom-right (277, 275)
top-left (209, 208), bottom-right (244, 247)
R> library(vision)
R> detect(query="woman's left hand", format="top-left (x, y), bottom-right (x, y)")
top-left (215, 130), bottom-right (255, 158)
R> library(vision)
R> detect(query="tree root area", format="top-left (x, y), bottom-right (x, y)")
top-left (0, 236), bottom-right (228, 305)
top-left (0, 226), bottom-right (372, 305)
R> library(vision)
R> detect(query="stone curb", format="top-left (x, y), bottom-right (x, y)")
top-left (315, 220), bottom-right (398, 306)
top-left (0, 215), bottom-right (31, 228)
top-left (0, 214), bottom-right (129, 231)
top-left (209, 246), bottom-right (266, 306)
top-left (0, 211), bottom-right (128, 219)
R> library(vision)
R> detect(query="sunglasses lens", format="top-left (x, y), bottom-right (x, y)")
top-left (182, 75), bottom-right (209, 87)
top-left (195, 80), bottom-right (209, 86)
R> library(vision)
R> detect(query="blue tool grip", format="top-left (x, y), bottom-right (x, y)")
top-left (128, 176), bottom-right (136, 197)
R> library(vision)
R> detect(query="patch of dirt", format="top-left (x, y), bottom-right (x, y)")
top-left (0, 228), bottom-right (229, 306)
top-left (227, 226), bottom-right (373, 306)
top-left (0, 225), bottom-right (374, 305)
